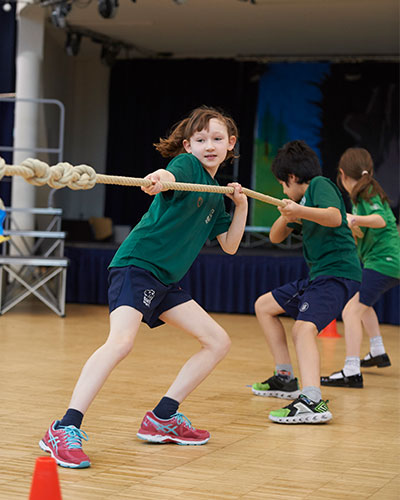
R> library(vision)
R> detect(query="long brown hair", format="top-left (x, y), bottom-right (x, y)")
top-left (154, 106), bottom-right (238, 161)
top-left (337, 147), bottom-right (389, 205)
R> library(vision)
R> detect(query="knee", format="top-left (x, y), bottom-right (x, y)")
top-left (291, 321), bottom-right (316, 345)
top-left (207, 327), bottom-right (231, 360)
top-left (106, 330), bottom-right (135, 360)
top-left (255, 293), bottom-right (273, 317)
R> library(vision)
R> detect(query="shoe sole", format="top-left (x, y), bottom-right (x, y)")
top-left (320, 381), bottom-right (363, 388)
top-left (361, 361), bottom-right (391, 368)
top-left (269, 411), bottom-right (332, 424)
top-left (136, 433), bottom-right (209, 445)
top-left (252, 388), bottom-right (301, 399)
top-left (39, 440), bottom-right (91, 468)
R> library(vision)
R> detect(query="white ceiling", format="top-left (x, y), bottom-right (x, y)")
top-left (48, 0), bottom-right (399, 60)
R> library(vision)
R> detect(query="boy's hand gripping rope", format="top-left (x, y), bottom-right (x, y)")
top-left (0, 157), bottom-right (364, 237)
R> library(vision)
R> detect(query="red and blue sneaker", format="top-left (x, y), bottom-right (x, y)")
top-left (137, 411), bottom-right (210, 445)
top-left (39, 420), bottom-right (91, 468)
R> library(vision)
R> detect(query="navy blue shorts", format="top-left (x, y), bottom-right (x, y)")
top-left (108, 266), bottom-right (192, 328)
top-left (359, 268), bottom-right (400, 307)
top-left (272, 275), bottom-right (360, 333)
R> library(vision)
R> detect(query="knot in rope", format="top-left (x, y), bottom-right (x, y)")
top-left (0, 157), bottom-right (5, 181)
top-left (48, 162), bottom-right (75, 189)
top-left (68, 164), bottom-right (97, 190)
top-left (21, 158), bottom-right (52, 186)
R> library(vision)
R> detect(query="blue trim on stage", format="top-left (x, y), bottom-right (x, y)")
top-left (65, 246), bottom-right (399, 325)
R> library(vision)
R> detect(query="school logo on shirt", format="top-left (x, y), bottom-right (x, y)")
top-left (143, 289), bottom-right (156, 307)
top-left (300, 196), bottom-right (306, 206)
top-left (197, 196), bottom-right (203, 207)
top-left (299, 301), bottom-right (309, 312)
top-left (205, 208), bottom-right (215, 224)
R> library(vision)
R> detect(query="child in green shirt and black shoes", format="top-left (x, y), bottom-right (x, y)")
top-left (321, 147), bottom-right (399, 388)
top-left (252, 140), bottom-right (362, 423)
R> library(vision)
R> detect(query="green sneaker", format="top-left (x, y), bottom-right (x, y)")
top-left (269, 394), bottom-right (332, 424)
top-left (252, 373), bottom-right (301, 399)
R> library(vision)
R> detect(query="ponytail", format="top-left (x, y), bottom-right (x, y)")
top-left (338, 148), bottom-right (389, 205)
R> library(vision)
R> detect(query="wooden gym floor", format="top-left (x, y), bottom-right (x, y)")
top-left (0, 301), bottom-right (399, 499)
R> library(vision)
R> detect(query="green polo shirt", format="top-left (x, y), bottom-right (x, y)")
top-left (352, 195), bottom-right (400, 279)
top-left (289, 176), bottom-right (362, 282)
top-left (109, 153), bottom-right (231, 284)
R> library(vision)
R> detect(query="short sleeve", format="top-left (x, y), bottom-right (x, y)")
top-left (310, 177), bottom-right (341, 209)
top-left (208, 206), bottom-right (232, 240)
top-left (166, 154), bottom-right (196, 184)
top-left (357, 197), bottom-right (387, 218)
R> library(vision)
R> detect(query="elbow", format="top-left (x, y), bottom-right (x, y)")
top-left (269, 235), bottom-right (279, 244)
top-left (224, 246), bottom-right (238, 255)
top-left (269, 232), bottom-right (284, 244)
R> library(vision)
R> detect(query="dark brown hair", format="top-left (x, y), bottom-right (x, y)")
top-left (154, 106), bottom-right (238, 161)
top-left (337, 148), bottom-right (389, 204)
top-left (271, 140), bottom-right (322, 184)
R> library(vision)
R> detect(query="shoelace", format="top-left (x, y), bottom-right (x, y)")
top-left (171, 412), bottom-right (194, 429)
top-left (63, 426), bottom-right (89, 449)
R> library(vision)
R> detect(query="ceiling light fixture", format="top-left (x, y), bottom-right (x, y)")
top-left (51, 1), bottom-right (72, 29)
top-left (65, 31), bottom-right (82, 56)
top-left (98, 0), bottom-right (119, 19)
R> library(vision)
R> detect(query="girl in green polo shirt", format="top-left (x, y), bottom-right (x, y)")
top-left (39, 107), bottom-right (248, 467)
top-left (321, 148), bottom-right (399, 388)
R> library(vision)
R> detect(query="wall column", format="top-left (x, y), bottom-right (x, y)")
top-left (11, 3), bottom-right (44, 230)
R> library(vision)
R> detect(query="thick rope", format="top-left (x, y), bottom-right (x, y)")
top-left (0, 157), bottom-right (284, 207)
top-left (0, 157), bottom-right (364, 237)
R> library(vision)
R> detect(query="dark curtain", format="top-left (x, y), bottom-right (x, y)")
top-left (105, 58), bottom-right (263, 226)
top-left (0, 4), bottom-right (16, 205)
top-left (319, 62), bottom-right (399, 217)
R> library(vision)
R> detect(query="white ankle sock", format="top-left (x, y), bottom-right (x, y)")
top-left (370, 335), bottom-right (385, 357)
top-left (343, 356), bottom-right (361, 376)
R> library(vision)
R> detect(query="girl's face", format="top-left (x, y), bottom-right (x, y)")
top-left (183, 118), bottom-right (236, 176)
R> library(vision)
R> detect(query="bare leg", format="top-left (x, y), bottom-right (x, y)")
top-left (291, 320), bottom-right (319, 388)
top-left (342, 292), bottom-right (369, 358)
top-left (159, 300), bottom-right (231, 403)
top-left (254, 292), bottom-right (290, 365)
top-left (361, 306), bottom-right (381, 339)
top-left (68, 306), bottom-right (143, 413)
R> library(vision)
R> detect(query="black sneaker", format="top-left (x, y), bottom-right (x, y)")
top-left (269, 394), bottom-right (332, 424)
top-left (320, 370), bottom-right (363, 388)
top-left (252, 373), bottom-right (301, 399)
top-left (361, 352), bottom-right (391, 368)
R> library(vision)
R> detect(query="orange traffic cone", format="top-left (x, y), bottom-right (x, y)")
top-left (319, 319), bottom-right (341, 338)
top-left (29, 457), bottom-right (62, 500)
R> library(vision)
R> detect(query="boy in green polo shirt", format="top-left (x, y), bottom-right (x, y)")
top-left (39, 106), bottom-right (248, 467)
top-left (251, 140), bottom-right (361, 424)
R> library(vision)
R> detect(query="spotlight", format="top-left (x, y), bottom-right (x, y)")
top-left (98, 0), bottom-right (119, 19)
top-left (100, 44), bottom-right (121, 66)
top-left (2, 2), bottom-right (12, 12)
top-left (65, 32), bottom-right (81, 56)
top-left (51, 1), bottom-right (71, 29)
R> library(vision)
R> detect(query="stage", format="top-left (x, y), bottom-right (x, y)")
top-left (64, 244), bottom-right (399, 325)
